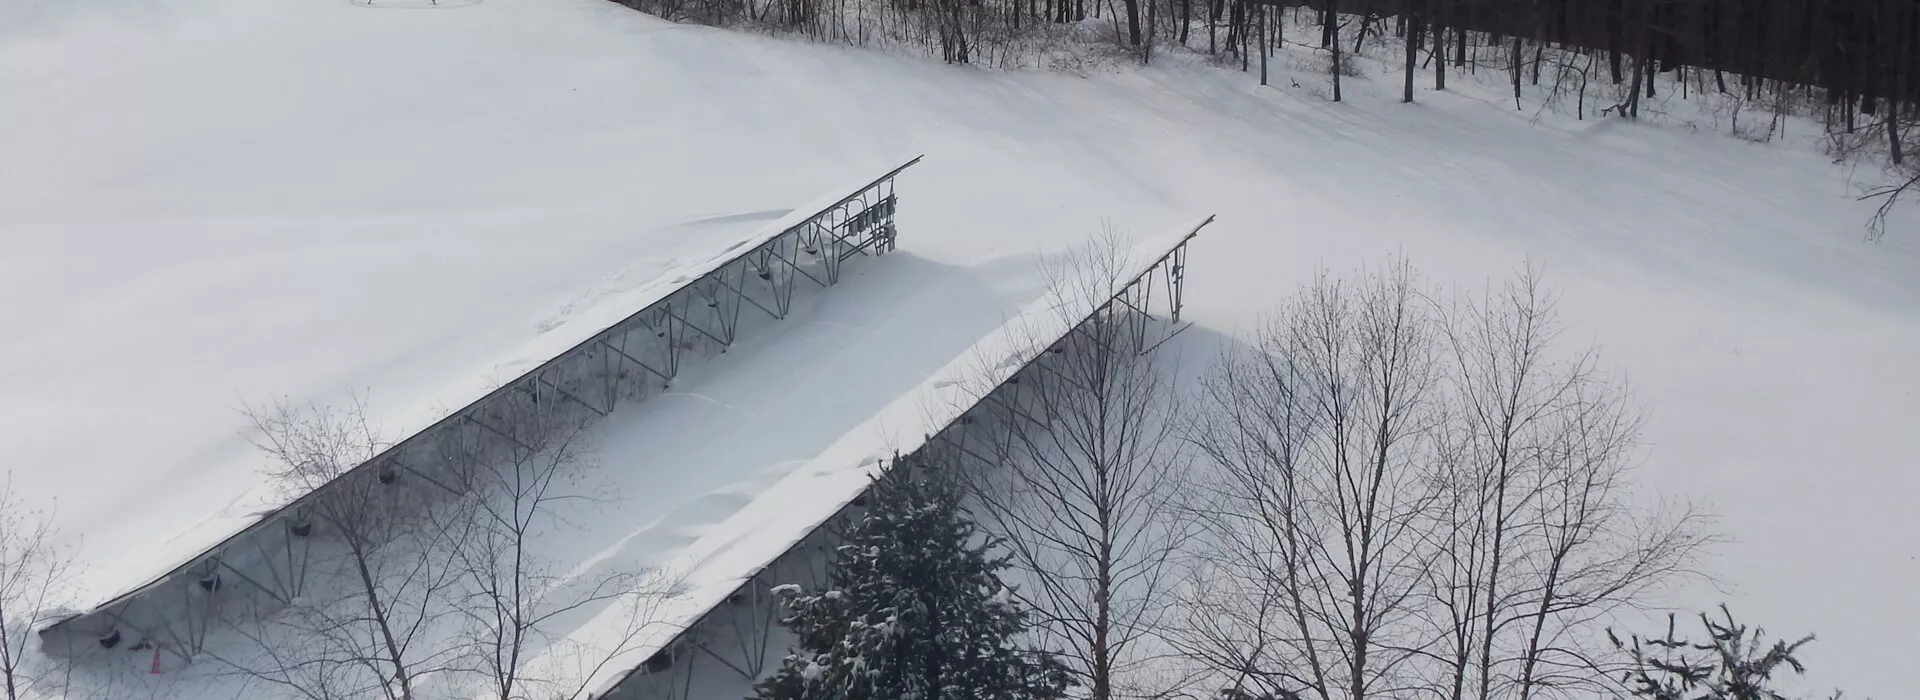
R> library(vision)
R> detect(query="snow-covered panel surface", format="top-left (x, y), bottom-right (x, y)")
top-left (56, 154), bottom-right (917, 617)
top-left (530, 220), bottom-right (1205, 699)
top-left (50, 161), bottom-right (917, 617)
top-left (4, 0), bottom-right (1919, 697)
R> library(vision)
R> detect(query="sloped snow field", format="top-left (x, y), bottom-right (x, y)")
top-left (2, 0), bottom-right (1916, 697)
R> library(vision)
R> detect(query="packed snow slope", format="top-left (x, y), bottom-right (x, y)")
top-left (3, 0), bottom-right (1916, 697)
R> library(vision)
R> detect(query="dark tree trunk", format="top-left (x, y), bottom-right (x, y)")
top-left (1607, 0), bottom-right (1624, 83)
top-left (1456, 15), bottom-right (1468, 66)
top-left (1329, 0), bottom-right (1344, 101)
top-left (1405, 1), bottom-right (1423, 102)
top-left (1353, 1), bottom-right (1372, 54)
top-left (1434, 2), bottom-right (1447, 90)
top-left (1123, 0), bottom-right (1141, 46)
top-left (1207, 0), bottom-right (1220, 53)
top-left (1513, 35), bottom-right (1524, 107)
top-left (1259, 2), bottom-right (1269, 86)
top-left (1532, 40), bottom-right (1543, 84)
top-left (1179, 0), bottom-right (1190, 44)
top-left (1645, 52), bottom-right (1657, 97)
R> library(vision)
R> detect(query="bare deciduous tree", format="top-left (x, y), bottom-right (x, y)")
top-left (1176, 261), bottom-right (1445, 700)
top-left (212, 384), bottom-right (680, 700)
top-left (1422, 270), bottom-right (1714, 700)
top-left (1172, 262), bottom-right (1713, 700)
top-left (967, 230), bottom-right (1193, 700)
top-left (0, 479), bottom-right (76, 700)
top-left (431, 388), bottom-right (682, 700)
top-left (216, 395), bottom-right (472, 700)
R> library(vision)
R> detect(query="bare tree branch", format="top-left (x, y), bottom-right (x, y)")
top-left (0, 477), bottom-right (77, 700)
top-left (1171, 261), bottom-right (1715, 700)
top-left (966, 226), bottom-right (1195, 700)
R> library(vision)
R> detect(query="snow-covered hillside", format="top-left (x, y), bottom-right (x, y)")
top-left (2, 0), bottom-right (1915, 697)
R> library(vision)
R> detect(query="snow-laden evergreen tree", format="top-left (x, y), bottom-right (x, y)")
top-left (1610, 606), bottom-right (1840, 700)
top-left (753, 461), bottom-right (1071, 700)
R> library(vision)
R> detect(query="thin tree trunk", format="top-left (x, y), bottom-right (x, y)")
top-left (1348, 589), bottom-right (1369, 700)
top-left (1887, 12), bottom-right (1906, 166)
top-left (1474, 454), bottom-right (1516, 700)
top-left (1891, 104), bottom-right (1906, 166)
top-left (1513, 35), bottom-right (1524, 108)
top-left (1625, 27), bottom-right (1646, 117)
top-left (1207, 0), bottom-right (1218, 54)
top-left (1404, 2), bottom-right (1422, 102)
top-left (1092, 501), bottom-right (1114, 700)
top-left (1259, 2), bottom-right (1269, 86)
top-left (1455, 16), bottom-right (1467, 66)
top-left (1532, 41), bottom-right (1544, 85)
top-left (1238, 0), bottom-right (1248, 71)
top-left (1329, 0), bottom-right (1343, 102)
top-left (1607, 0), bottom-right (1623, 83)
top-left (351, 541), bottom-right (414, 700)
top-left (1517, 513), bottom-right (1577, 700)
top-left (1179, 0), bottom-right (1190, 45)
top-left (0, 607), bottom-right (15, 700)
top-left (1353, 2), bottom-right (1371, 54)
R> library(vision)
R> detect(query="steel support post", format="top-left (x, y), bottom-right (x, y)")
top-left (536, 371), bottom-right (607, 418)
top-left (238, 524), bottom-right (311, 605)
top-left (1167, 243), bottom-right (1188, 323)
top-left (213, 557), bottom-right (288, 607)
top-left (602, 333), bottom-right (671, 384)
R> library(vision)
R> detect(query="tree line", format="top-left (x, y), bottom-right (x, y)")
top-left (610, 0), bottom-right (1920, 116)
top-left (1374, 1), bottom-right (1920, 108)
top-left (610, 0), bottom-right (1916, 236)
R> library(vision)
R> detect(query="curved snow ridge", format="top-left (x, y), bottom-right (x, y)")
top-left (533, 218), bottom-right (1210, 698)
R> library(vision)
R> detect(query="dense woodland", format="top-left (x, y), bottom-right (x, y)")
top-left (616, 0), bottom-right (1919, 236)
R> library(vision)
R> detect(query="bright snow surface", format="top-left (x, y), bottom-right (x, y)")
top-left (3, 0), bottom-right (1918, 697)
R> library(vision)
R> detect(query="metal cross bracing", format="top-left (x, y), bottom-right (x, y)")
top-left (604, 522), bottom-right (842, 700)
top-left (599, 217), bottom-right (1210, 700)
top-left (39, 156), bottom-right (924, 663)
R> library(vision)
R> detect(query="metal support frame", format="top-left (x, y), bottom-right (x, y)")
top-left (601, 216), bottom-right (1209, 700)
top-left (40, 157), bottom-right (925, 663)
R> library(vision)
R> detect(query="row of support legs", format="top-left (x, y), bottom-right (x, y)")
top-left (51, 168), bottom-right (924, 675)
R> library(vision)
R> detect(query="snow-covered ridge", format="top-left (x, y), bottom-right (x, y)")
top-left (542, 218), bottom-right (1209, 699)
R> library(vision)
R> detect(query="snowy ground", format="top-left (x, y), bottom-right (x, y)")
top-left (3, 0), bottom-right (1917, 698)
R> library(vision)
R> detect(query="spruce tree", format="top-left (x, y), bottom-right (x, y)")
top-left (753, 462), bottom-right (1070, 700)
top-left (1611, 606), bottom-right (1837, 700)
